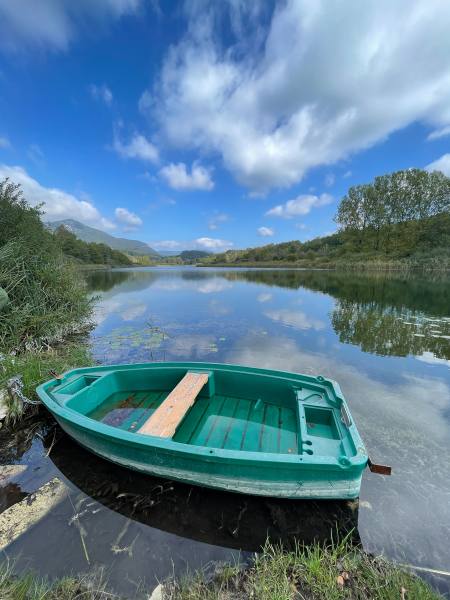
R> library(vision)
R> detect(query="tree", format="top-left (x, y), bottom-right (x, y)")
top-left (335, 168), bottom-right (450, 253)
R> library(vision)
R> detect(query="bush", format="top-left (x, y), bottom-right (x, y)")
top-left (0, 179), bottom-right (92, 352)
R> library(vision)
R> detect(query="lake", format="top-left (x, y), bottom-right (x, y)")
top-left (2, 267), bottom-right (450, 596)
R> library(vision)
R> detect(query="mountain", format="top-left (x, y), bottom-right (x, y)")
top-left (48, 219), bottom-right (160, 257)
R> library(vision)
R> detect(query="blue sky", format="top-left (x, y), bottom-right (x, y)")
top-left (1, 0), bottom-right (450, 252)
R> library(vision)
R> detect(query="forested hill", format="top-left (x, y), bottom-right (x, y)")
top-left (204, 169), bottom-right (450, 269)
top-left (48, 219), bottom-right (159, 257)
top-left (54, 226), bottom-right (132, 266)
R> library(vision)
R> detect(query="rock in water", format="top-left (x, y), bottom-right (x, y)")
top-left (0, 477), bottom-right (68, 551)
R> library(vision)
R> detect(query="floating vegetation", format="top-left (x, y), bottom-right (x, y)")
top-left (94, 322), bottom-right (170, 362)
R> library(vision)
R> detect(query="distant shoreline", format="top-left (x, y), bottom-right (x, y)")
top-left (197, 260), bottom-right (450, 272)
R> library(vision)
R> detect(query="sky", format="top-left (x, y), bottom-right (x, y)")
top-left (1, 0), bottom-right (450, 253)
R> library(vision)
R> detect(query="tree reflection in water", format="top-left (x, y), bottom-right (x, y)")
top-left (222, 269), bottom-right (450, 360)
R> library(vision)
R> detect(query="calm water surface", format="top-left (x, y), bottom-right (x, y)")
top-left (1, 267), bottom-right (449, 596)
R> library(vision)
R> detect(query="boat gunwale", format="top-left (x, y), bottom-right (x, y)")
top-left (36, 361), bottom-right (367, 471)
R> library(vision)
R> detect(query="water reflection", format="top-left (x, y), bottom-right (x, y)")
top-left (332, 302), bottom-right (449, 359)
top-left (87, 267), bottom-right (450, 361)
top-left (221, 269), bottom-right (450, 359)
top-left (226, 331), bottom-right (450, 594)
top-left (0, 420), bottom-right (357, 597)
top-left (2, 267), bottom-right (449, 596)
top-left (50, 434), bottom-right (358, 552)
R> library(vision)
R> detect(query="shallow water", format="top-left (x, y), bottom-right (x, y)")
top-left (1, 267), bottom-right (450, 596)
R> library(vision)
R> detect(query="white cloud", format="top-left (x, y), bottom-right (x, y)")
top-left (114, 207), bottom-right (143, 230)
top-left (208, 212), bottom-right (229, 230)
top-left (168, 333), bottom-right (218, 358)
top-left (159, 162), bottom-right (214, 191)
top-left (0, 0), bottom-right (141, 52)
top-left (121, 303), bottom-right (147, 321)
top-left (198, 280), bottom-right (232, 294)
top-left (27, 144), bottom-right (45, 165)
top-left (426, 153), bottom-right (450, 177)
top-left (257, 226), bottom-right (274, 237)
top-left (416, 351), bottom-right (450, 368)
top-left (265, 309), bottom-right (325, 331)
top-left (343, 170), bottom-right (352, 178)
top-left (266, 193), bottom-right (333, 219)
top-left (90, 84), bottom-right (113, 106)
top-left (152, 240), bottom-right (182, 250)
top-left (0, 164), bottom-right (115, 230)
top-left (148, 1), bottom-right (450, 193)
top-left (195, 237), bottom-right (232, 251)
top-left (113, 127), bottom-right (159, 164)
top-left (151, 237), bottom-right (233, 253)
top-left (295, 222), bottom-right (307, 230)
top-left (0, 136), bottom-right (11, 149)
top-left (257, 293), bottom-right (272, 303)
top-left (427, 126), bottom-right (450, 141)
top-left (138, 90), bottom-right (153, 114)
top-left (324, 173), bottom-right (335, 187)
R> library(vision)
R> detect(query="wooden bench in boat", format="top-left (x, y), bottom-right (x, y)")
top-left (138, 371), bottom-right (209, 438)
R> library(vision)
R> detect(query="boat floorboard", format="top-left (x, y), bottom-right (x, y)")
top-left (88, 391), bottom-right (299, 454)
top-left (174, 395), bottom-right (299, 454)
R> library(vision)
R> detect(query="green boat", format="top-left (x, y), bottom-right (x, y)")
top-left (37, 362), bottom-right (370, 499)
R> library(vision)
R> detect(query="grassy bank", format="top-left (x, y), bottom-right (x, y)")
top-left (0, 561), bottom-right (111, 600)
top-left (167, 542), bottom-right (443, 600)
top-left (0, 341), bottom-right (93, 425)
top-left (0, 543), bottom-right (443, 599)
top-left (0, 180), bottom-right (94, 353)
top-left (199, 257), bottom-right (450, 271)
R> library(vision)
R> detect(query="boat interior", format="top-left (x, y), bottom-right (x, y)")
top-left (49, 366), bottom-right (355, 459)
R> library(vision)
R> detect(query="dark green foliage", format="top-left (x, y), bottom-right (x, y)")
top-left (0, 179), bottom-right (92, 352)
top-left (205, 235), bottom-right (345, 265)
top-left (335, 168), bottom-right (450, 254)
top-left (180, 250), bottom-right (211, 260)
top-left (205, 169), bottom-right (450, 269)
top-left (54, 225), bottom-right (132, 266)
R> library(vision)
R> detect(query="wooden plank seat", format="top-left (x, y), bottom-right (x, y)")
top-left (138, 371), bottom-right (209, 438)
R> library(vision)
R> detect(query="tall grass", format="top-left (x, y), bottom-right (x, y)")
top-left (0, 179), bottom-right (93, 353)
top-left (0, 240), bottom-right (92, 352)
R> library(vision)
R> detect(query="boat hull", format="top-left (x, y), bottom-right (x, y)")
top-left (38, 362), bottom-right (367, 499)
top-left (54, 416), bottom-right (363, 499)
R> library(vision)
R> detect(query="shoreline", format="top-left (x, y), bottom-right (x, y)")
top-left (0, 542), bottom-right (443, 599)
top-left (197, 261), bottom-right (450, 272)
